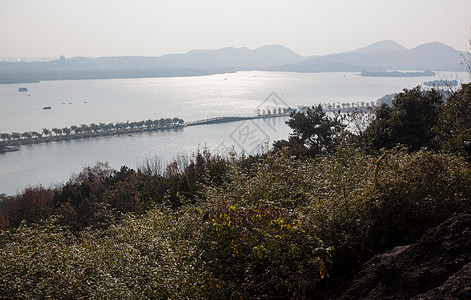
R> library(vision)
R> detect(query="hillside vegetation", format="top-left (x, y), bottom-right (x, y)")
top-left (1, 83), bottom-right (471, 299)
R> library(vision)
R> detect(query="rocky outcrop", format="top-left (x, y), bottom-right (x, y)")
top-left (341, 213), bottom-right (471, 300)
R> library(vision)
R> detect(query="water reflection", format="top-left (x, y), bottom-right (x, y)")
top-left (0, 118), bottom-right (291, 195)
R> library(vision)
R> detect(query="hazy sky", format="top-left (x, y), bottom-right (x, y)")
top-left (1, 0), bottom-right (470, 58)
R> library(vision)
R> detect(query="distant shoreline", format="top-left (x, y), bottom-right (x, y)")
top-left (0, 69), bottom-right (442, 84)
top-left (360, 70), bottom-right (436, 77)
top-left (0, 69), bottom-right (236, 84)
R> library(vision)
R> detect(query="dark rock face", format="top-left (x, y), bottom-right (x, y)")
top-left (341, 214), bottom-right (471, 300)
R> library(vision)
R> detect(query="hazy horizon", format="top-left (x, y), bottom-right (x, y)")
top-left (1, 0), bottom-right (470, 59)
top-left (0, 40), bottom-right (462, 62)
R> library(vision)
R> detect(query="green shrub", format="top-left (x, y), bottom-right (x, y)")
top-left (199, 201), bottom-right (332, 299)
top-left (369, 149), bottom-right (471, 250)
top-left (201, 149), bottom-right (471, 275)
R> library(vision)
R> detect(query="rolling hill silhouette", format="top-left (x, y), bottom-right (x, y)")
top-left (0, 41), bottom-right (465, 83)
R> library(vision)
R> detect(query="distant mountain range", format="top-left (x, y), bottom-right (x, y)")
top-left (0, 40), bottom-right (466, 83)
top-left (272, 41), bottom-right (464, 73)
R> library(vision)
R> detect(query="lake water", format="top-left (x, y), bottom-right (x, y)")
top-left (0, 71), bottom-right (467, 195)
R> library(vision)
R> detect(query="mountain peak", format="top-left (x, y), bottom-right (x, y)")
top-left (256, 44), bottom-right (290, 50)
top-left (254, 45), bottom-right (302, 57)
top-left (353, 40), bottom-right (407, 53)
top-left (411, 41), bottom-right (456, 52)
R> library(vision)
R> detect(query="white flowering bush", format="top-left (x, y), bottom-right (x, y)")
top-left (0, 208), bottom-right (206, 299)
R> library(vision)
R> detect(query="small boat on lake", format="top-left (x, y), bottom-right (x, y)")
top-left (43, 106), bottom-right (52, 110)
top-left (18, 87), bottom-right (28, 92)
top-left (0, 145), bottom-right (20, 153)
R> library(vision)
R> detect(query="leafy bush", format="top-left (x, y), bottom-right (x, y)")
top-left (439, 83), bottom-right (471, 158)
top-left (200, 149), bottom-right (471, 275)
top-left (369, 149), bottom-right (471, 250)
top-left (0, 186), bottom-right (53, 228)
top-left (199, 201), bottom-right (332, 299)
top-left (364, 87), bottom-right (443, 151)
top-left (0, 209), bottom-right (205, 299)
